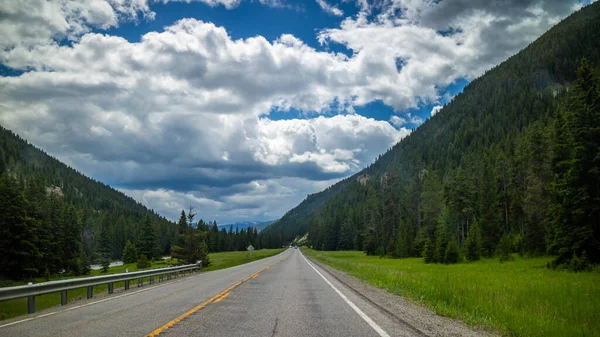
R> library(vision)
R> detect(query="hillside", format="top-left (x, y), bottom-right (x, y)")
top-left (263, 2), bottom-right (600, 267)
top-left (0, 127), bottom-right (177, 279)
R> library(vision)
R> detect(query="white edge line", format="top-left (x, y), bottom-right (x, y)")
top-left (300, 252), bottom-right (390, 337)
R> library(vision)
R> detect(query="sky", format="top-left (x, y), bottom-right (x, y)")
top-left (0, 0), bottom-right (591, 224)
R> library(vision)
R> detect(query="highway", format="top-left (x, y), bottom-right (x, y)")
top-left (0, 249), bottom-right (426, 337)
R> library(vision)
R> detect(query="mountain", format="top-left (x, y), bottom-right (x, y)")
top-left (218, 220), bottom-right (275, 233)
top-left (263, 2), bottom-right (600, 267)
top-left (0, 126), bottom-right (178, 279)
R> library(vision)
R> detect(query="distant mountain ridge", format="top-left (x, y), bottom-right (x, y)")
top-left (218, 220), bottom-right (275, 233)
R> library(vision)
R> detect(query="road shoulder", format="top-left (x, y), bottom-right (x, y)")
top-left (304, 255), bottom-right (498, 337)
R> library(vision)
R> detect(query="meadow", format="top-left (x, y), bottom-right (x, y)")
top-left (0, 248), bottom-right (285, 320)
top-left (302, 249), bottom-right (600, 337)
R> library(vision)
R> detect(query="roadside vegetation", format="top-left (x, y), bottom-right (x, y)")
top-left (0, 248), bottom-right (284, 321)
top-left (303, 248), bottom-right (600, 337)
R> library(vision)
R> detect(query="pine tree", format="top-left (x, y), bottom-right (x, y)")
top-left (138, 216), bottom-right (157, 259)
top-left (422, 237), bottom-right (434, 263)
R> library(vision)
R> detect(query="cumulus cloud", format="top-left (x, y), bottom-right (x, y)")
top-left (318, 0), bottom-right (582, 108)
top-left (0, 0), bottom-right (585, 222)
top-left (316, 0), bottom-right (344, 16)
top-left (0, 0), bottom-right (153, 62)
top-left (430, 105), bottom-right (443, 117)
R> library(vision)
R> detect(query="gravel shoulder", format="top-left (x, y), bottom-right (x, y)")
top-left (306, 255), bottom-right (498, 337)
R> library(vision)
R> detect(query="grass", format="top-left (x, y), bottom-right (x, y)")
top-left (302, 248), bottom-right (600, 337)
top-left (0, 248), bottom-right (284, 321)
top-left (202, 249), bottom-right (285, 272)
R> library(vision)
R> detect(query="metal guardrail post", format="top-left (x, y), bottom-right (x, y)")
top-left (87, 286), bottom-right (93, 299)
top-left (125, 280), bottom-right (130, 290)
top-left (61, 290), bottom-right (67, 305)
top-left (150, 276), bottom-right (154, 284)
top-left (28, 296), bottom-right (35, 314)
top-left (138, 278), bottom-right (142, 287)
top-left (108, 283), bottom-right (113, 294)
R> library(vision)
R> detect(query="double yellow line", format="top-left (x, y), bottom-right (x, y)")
top-left (146, 254), bottom-right (288, 336)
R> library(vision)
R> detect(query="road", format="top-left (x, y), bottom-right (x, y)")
top-left (0, 249), bottom-right (426, 337)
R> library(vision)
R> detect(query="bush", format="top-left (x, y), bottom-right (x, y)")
top-left (569, 251), bottom-right (591, 272)
top-left (444, 240), bottom-right (460, 264)
top-left (122, 240), bottom-right (138, 264)
top-left (497, 235), bottom-right (513, 262)
top-left (137, 254), bottom-right (151, 269)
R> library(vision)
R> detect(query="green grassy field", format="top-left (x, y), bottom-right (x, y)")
top-left (302, 249), bottom-right (600, 337)
top-left (0, 248), bottom-right (284, 320)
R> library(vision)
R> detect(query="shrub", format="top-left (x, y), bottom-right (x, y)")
top-left (122, 240), bottom-right (138, 264)
top-left (444, 239), bottom-right (460, 264)
top-left (136, 254), bottom-right (151, 269)
top-left (101, 258), bottom-right (110, 273)
top-left (497, 235), bottom-right (513, 262)
top-left (569, 251), bottom-right (591, 272)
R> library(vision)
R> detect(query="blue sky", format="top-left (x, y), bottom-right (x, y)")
top-left (0, 0), bottom-right (590, 223)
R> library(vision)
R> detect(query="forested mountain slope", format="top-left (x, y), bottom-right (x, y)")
top-left (0, 127), bottom-right (177, 279)
top-left (264, 2), bottom-right (600, 268)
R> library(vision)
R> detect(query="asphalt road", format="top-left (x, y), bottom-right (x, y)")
top-left (0, 249), bottom-right (426, 337)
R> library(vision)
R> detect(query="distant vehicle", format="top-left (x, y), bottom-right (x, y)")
top-left (294, 246), bottom-right (298, 249)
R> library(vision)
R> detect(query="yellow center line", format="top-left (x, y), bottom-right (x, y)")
top-left (213, 292), bottom-right (230, 303)
top-left (146, 253), bottom-right (289, 337)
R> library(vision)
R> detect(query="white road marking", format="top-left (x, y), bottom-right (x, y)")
top-left (300, 252), bottom-right (391, 337)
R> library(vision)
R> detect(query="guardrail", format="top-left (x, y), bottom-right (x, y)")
top-left (0, 262), bottom-right (201, 314)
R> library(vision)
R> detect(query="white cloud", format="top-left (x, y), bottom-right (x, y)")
top-left (0, 0), bottom-right (153, 64)
top-left (0, 0), bottom-right (584, 222)
top-left (316, 0), bottom-right (344, 16)
top-left (430, 105), bottom-right (443, 117)
top-left (119, 177), bottom-right (339, 222)
top-left (389, 115), bottom-right (407, 127)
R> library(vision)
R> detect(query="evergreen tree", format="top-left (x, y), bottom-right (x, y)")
top-left (138, 216), bottom-right (157, 260)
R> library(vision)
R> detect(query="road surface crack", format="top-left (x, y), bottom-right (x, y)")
top-left (271, 317), bottom-right (279, 337)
